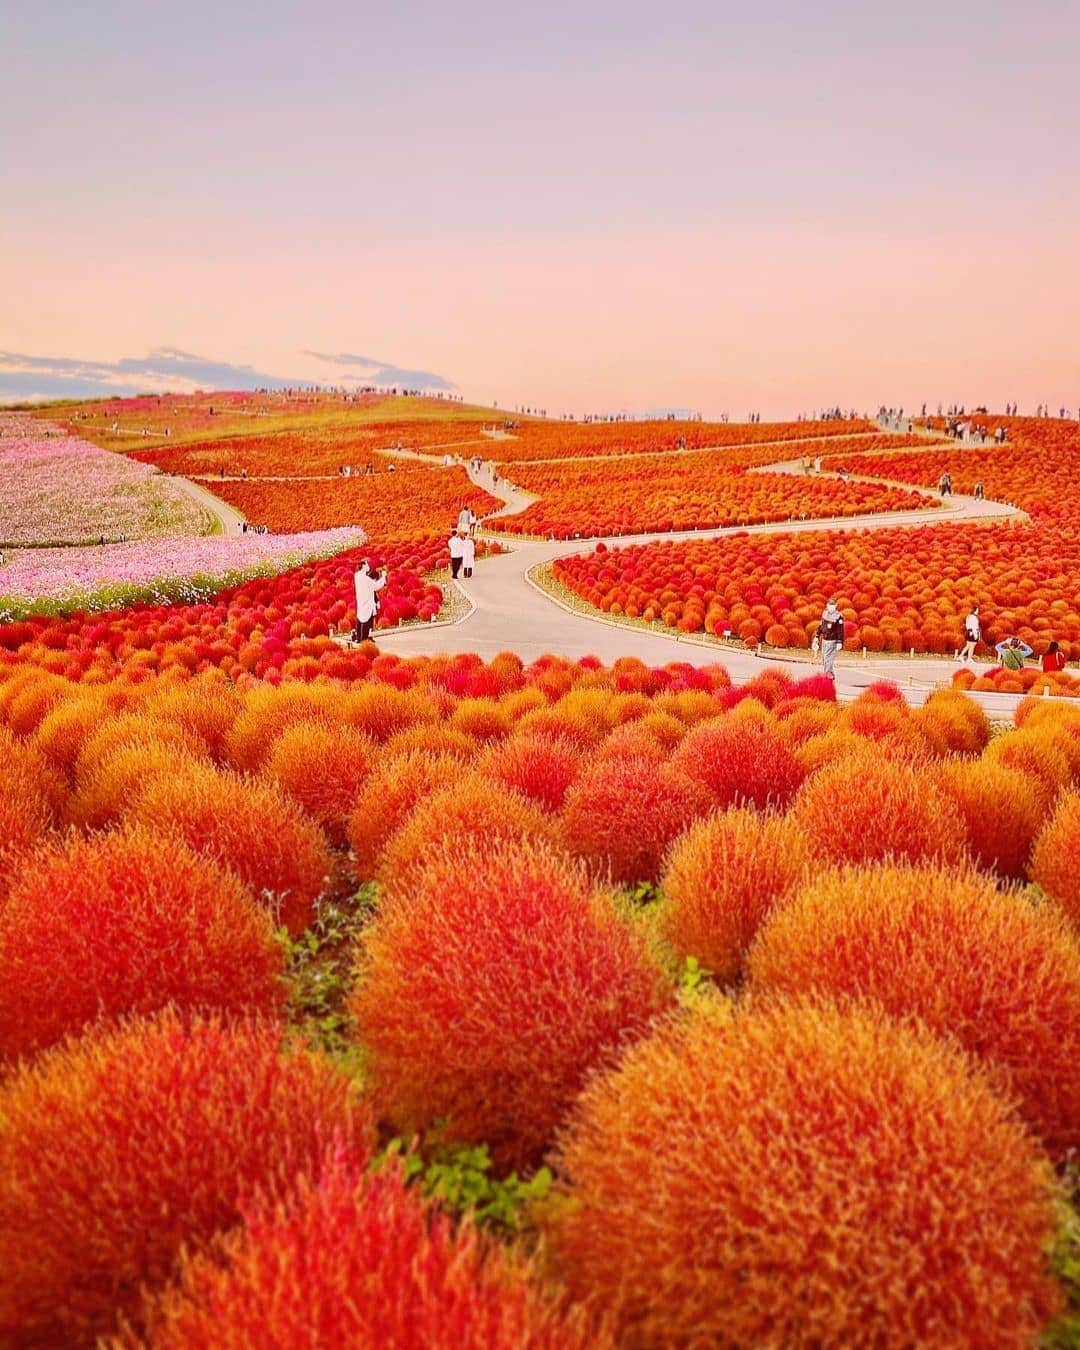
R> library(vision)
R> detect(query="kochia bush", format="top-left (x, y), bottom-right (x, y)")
top-left (748, 864), bottom-right (1080, 1156)
top-left (0, 1010), bottom-right (373, 1344)
top-left (541, 999), bottom-right (1062, 1345)
top-left (670, 718), bottom-right (804, 810)
top-left (0, 828), bottom-right (285, 1059)
top-left (350, 837), bottom-right (673, 1170)
top-left (141, 1153), bottom-right (599, 1349)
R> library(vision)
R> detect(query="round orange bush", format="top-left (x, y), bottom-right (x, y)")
top-left (351, 837), bottom-right (673, 1170)
top-left (31, 692), bottom-right (107, 775)
top-left (541, 999), bottom-right (1062, 1345)
top-left (660, 809), bottom-right (814, 982)
top-left (382, 722), bottom-right (480, 760)
top-left (1031, 790), bottom-right (1080, 926)
top-left (223, 683), bottom-right (334, 772)
top-left (984, 729), bottom-right (1073, 806)
top-left (264, 720), bottom-right (375, 843)
top-left (74, 713), bottom-right (209, 784)
top-left (65, 740), bottom-right (203, 831)
top-left (483, 732), bottom-right (582, 811)
top-left (340, 682), bottom-right (438, 743)
top-left (670, 718), bottom-right (804, 810)
top-left (592, 723), bottom-right (669, 765)
top-left (449, 696), bottom-right (511, 743)
top-left (0, 829), bottom-right (285, 1059)
top-left (142, 677), bottom-right (243, 759)
top-left (748, 864), bottom-right (1080, 1156)
top-left (0, 1010), bottom-right (374, 1345)
top-left (375, 775), bottom-right (560, 890)
top-left (130, 766), bottom-right (332, 934)
top-left (347, 750), bottom-right (463, 881)
top-left (914, 687), bottom-right (992, 756)
top-left (141, 1153), bottom-right (597, 1348)
top-left (0, 733), bottom-right (56, 867)
top-left (791, 749), bottom-right (967, 866)
top-left (935, 759), bottom-right (1045, 879)
top-left (561, 754), bottom-right (712, 884)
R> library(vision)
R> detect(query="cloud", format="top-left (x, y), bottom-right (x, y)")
top-left (0, 347), bottom-right (455, 403)
top-left (304, 350), bottom-right (455, 391)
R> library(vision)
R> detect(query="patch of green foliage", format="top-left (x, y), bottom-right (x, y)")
top-left (277, 882), bottom-right (378, 1067)
top-left (1044, 1164), bottom-right (1080, 1348)
top-left (379, 1140), bottom-right (552, 1234)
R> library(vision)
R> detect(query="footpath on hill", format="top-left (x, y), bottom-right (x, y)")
top-left (369, 433), bottom-right (1032, 711)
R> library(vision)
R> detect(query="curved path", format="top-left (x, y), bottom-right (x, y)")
top-left (368, 442), bottom-right (1045, 712)
top-left (164, 471), bottom-right (246, 535)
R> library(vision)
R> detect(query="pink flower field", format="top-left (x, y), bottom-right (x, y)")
top-left (0, 527), bottom-right (365, 618)
top-left (0, 414), bottom-right (206, 546)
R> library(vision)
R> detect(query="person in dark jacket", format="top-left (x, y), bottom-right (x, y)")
top-left (813, 599), bottom-right (845, 679)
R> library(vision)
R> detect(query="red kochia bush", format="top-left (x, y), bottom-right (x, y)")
top-left (0, 1010), bottom-right (374, 1345)
top-left (670, 718), bottom-right (804, 809)
top-left (561, 755), bottom-right (712, 884)
top-left (1031, 790), bottom-right (1080, 927)
top-left (541, 999), bottom-right (1062, 1345)
top-left (748, 865), bottom-right (1080, 1157)
top-left (0, 829), bottom-right (285, 1059)
top-left (375, 775), bottom-right (558, 889)
top-left (350, 838), bottom-right (673, 1170)
top-left (935, 759), bottom-right (1045, 879)
top-left (141, 1153), bottom-right (598, 1349)
top-left (482, 732), bottom-right (583, 812)
top-left (791, 748), bottom-right (967, 866)
top-left (130, 766), bottom-right (332, 934)
top-left (264, 720), bottom-right (375, 843)
top-left (347, 750), bottom-right (463, 881)
top-left (659, 809), bottom-right (814, 982)
top-left (0, 731), bottom-right (56, 868)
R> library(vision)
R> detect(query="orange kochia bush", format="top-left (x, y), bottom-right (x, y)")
top-left (140, 1153), bottom-right (600, 1349)
top-left (0, 829), bottom-right (285, 1059)
top-left (541, 998), bottom-right (1062, 1345)
top-left (554, 519), bottom-right (1080, 654)
top-left (748, 864), bottom-right (1080, 1157)
top-left (0, 1010), bottom-right (373, 1345)
top-left (496, 448), bottom-right (932, 539)
top-left (350, 837), bottom-right (673, 1170)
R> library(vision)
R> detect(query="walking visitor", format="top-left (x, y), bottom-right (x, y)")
top-left (957, 605), bottom-right (981, 663)
top-left (448, 529), bottom-right (466, 579)
top-left (812, 599), bottom-right (845, 680)
top-left (461, 532), bottom-right (476, 579)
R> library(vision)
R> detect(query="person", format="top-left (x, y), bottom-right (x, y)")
top-left (353, 560), bottom-right (386, 644)
top-left (456, 504), bottom-right (475, 535)
top-left (995, 636), bottom-right (1033, 670)
top-left (973, 480), bottom-right (984, 500)
top-left (448, 529), bottom-right (466, 580)
top-left (1042, 640), bottom-right (1067, 673)
top-left (461, 531), bottom-right (476, 579)
top-left (812, 599), bottom-right (845, 680)
top-left (938, 471), bottom-right (951, 497)
top-left (957, 605), bottom-right (981, 662)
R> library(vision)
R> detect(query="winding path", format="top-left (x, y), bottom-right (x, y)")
top-left (369, 438), bottom-right (1040, 711)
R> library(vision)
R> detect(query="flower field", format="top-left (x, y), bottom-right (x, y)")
top-left (0, 414), bottom-right (206, 546)
top-left (207, 464), bottom-right (500, 537)
top-left (496, 443), bottom-right (934, 538)
top-left (1, 658), bottom-right (1079, 1344)
top-left (0, 528), bottom-right (365, 619)
top-left (2, 391), bottom-right (1080, 1344)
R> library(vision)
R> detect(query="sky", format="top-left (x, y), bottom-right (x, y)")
top-left (2, 0), bottom-right (1079, 417)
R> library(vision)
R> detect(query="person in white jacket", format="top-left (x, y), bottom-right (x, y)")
top-left (448, 530), bottom-right (466, 580)
top-left (461, 532), bottom-right (476, 579)
top-left (353, 560), bottom-right (386, 644)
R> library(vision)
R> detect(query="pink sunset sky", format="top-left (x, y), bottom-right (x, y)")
top-left (2, 0), bottom-right (1078, 418)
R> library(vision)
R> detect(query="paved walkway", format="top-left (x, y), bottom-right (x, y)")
top-left (164, 472), bottom-right (247, 535)
top-left (370, 444), bottom-right (1040, 711)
